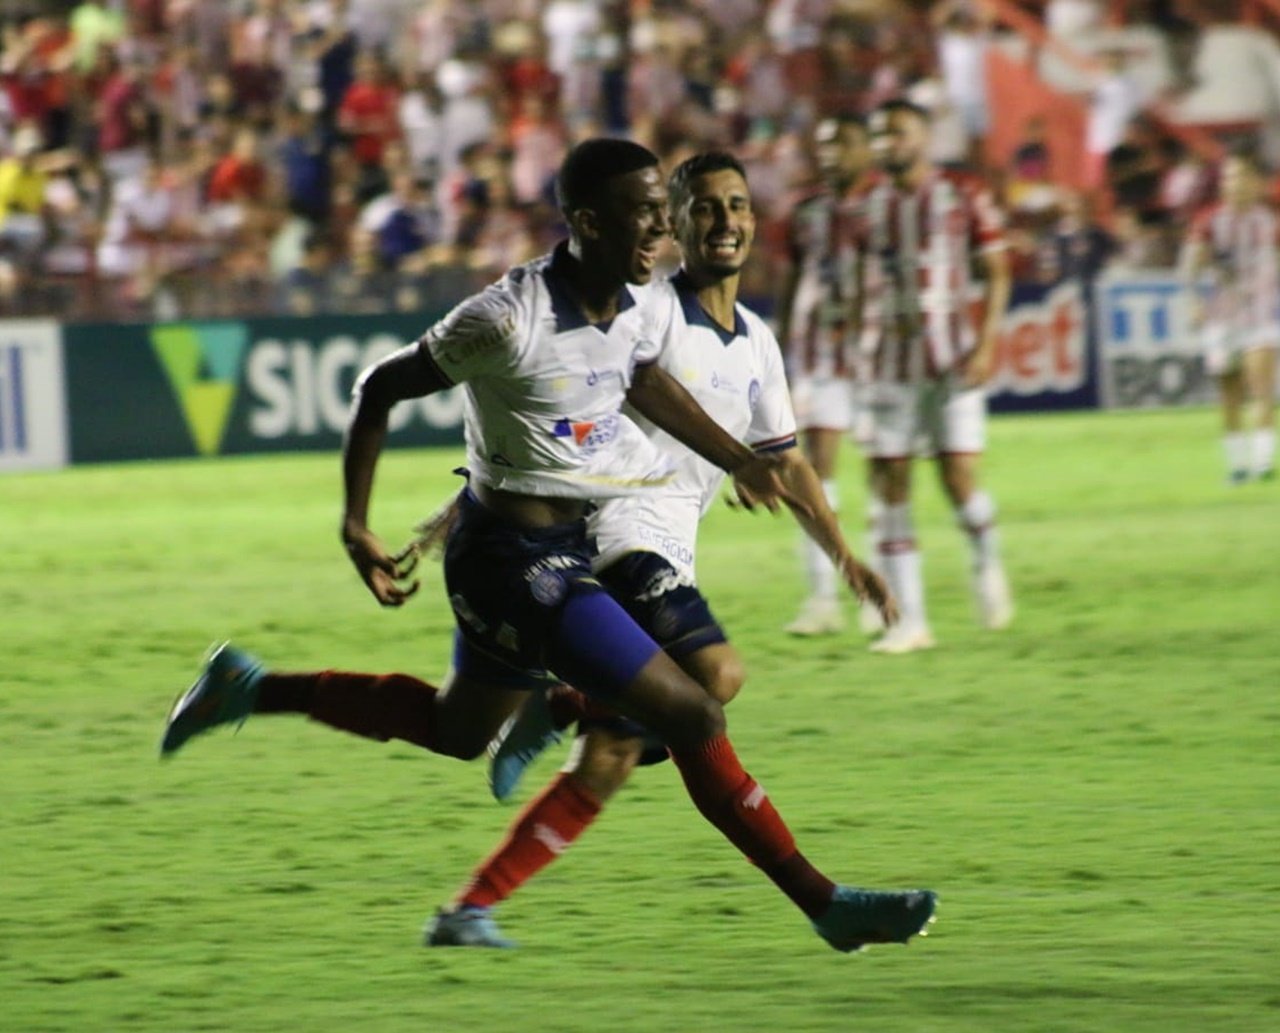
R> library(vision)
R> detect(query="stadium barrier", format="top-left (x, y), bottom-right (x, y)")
top-left (5, 273), bottom-right (1212, 472)
top-left (1095, 272), bottom-right (1215, 409)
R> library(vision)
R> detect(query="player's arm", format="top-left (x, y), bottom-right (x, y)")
top-left (1179, 224), bottom-right (1211, 329)
top-left (342, 344), bottom-right (448, 606)
top-left (771, 447), bottom-right (898, 625)
top-left (626, 362), bottom-right (811, 516)
top-left (962, 244), bottom-right (1011, 388)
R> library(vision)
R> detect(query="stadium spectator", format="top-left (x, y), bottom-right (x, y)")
top-left (338, 50), bottom-right (400, 170)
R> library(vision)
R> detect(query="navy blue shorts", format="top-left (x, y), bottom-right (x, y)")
top-left (444, 489), bottom-right (662, 693)
top-left (596, 551), bottom-right (727, 658)
top-left (586, 551), bottom-right (728, 757)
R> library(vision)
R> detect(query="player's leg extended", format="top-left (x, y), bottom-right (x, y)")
top-left (787, 426), bottom-right (846, 635)
top-left (160, 639), bottom-right (530, 760)
top-left (1242, 344), bottom-right (1276, 478)
top-left (1218, 367), bottom-right (1249, 482)
top-left (433, 646), bottom-right (744, 945)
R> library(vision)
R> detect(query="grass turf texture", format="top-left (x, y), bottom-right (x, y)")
top-left (1, 407), bottom-right (1277, 1033)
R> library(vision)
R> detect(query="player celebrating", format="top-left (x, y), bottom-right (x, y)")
top-left (1183, 150), bottom-right (1278, 483)
top-left (854, 99), bottom-right (1013, 653)
top-left (425, 151), bottom-right (896, 948)
top-left (776, 115), bottom-right (878, 636)
top-left (159, 139), bottom-right (936, 953)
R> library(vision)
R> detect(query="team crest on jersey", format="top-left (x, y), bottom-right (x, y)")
top-left (552, 412), bottom-right (620, 455)
top-left (748, 379), bottom-right (761, 408)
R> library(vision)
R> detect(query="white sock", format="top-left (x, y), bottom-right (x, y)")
top-left (801, 479), bottom-right (841, 600)
top-left (879, 503), bottom-right (927, 630)
top-left (865, 496), bottom-right (884, 578)
top-left (1252, 427), bottom-right (1275, 474)
top-left (1224, 433), bottom-right (1249, 475)
top-left (957, 490), bottom-right (1001, 572)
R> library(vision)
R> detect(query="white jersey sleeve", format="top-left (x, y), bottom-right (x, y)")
top-left (416, 286), bottom-right (520, 385)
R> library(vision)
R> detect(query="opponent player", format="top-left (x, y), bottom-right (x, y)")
top-left (159, 138), bottom-right (936, 952)
top-left (776, 115), bottom-right (879, 636)
top-left (854, 99), bottom-right (1013, 653)
top-left (425, 151), bottom-right (896, 947)
top-left (1182, 150), bottom-right (1277, 483)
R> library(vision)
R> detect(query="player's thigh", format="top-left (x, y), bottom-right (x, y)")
top-left (677, 642), bottom-right (746, 705)
top-left (433, 658), bottom-right (537, 759)
top-left (868, 379), bottom-right (920, 467)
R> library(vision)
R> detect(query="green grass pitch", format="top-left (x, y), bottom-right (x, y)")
top-left (2, 407), bottom-right (1277, 1033)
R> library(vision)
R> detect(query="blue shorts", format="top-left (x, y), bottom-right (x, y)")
top-left (445, 489), bottom-right (662, 694)
top-left (586, 551), bottom-right (728, 757)
top-left (596, 551), bottom-right (727, 658)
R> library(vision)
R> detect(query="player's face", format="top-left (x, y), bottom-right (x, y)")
top-left (871, 109), bottom-right (929, 175)
top-left (1221, 158), bottom-right (1258, 207)
top-left (593, 165), bottom-right (672, 284)
top-left (676, 168), bottom-right (755, 278)
top-left (815, 122), bottom-right (870, 188)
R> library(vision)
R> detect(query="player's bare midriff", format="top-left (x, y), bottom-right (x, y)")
top-left (472, 483), bottom-right (589, 528)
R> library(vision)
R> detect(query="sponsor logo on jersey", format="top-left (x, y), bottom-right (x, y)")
top-left (551, 412), bottom-right (620, 455)
top-left (634, 565), bottom-right (697, 603)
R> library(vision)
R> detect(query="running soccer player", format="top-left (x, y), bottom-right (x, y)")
top-left (425, 151), bottom-right (896, 948)
top-left (777, 115), bottom-right (878, 636)
top-left (854, 99), bottom-right (1014, 653)
top-left (1182, 150), bottom-right (1278, 483)
top-left (159, 139), bottom-right (936, 952)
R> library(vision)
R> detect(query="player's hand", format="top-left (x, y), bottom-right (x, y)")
top-left (839, 557), bottom-right (899, 627)
top-left (342, 524), bottom-right (421, 607)
top-left (960, 344), bottom-right (996, 389)
top-left (730, 453), bottom-right (813, 518)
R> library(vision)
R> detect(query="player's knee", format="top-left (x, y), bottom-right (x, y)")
top-left (677, 691), bottom-right (726, 746)
top-left (571, 732), bottom-right (642, 801)
top-left (703, 653), bottom-right (745, 705)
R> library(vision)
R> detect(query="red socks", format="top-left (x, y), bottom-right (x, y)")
top-left (256, 671), bottom-right (440, 752)
top-left (459, 773), bottom-right (603, 909)
top-left (669, 735), bottom-right (835, 919)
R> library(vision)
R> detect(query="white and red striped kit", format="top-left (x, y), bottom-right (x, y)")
top-left (783, 188), bottom-right (860, 379)
top-left (1189, 202), bottom-right (1280, 343)
top-left (854, 170), bottom-right (1006, 382)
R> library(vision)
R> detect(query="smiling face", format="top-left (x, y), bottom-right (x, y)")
top-left (584, 164), bottom-right (671, 285)
top-left (675, 167), bottom-right (755, 280)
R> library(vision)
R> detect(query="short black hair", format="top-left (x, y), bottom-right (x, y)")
top-left (668, 151), bottom-right (748, 212)
top-left (874, 98), bottom-right (931, 124)
top-left (556, 138), bottom-right (660, 213)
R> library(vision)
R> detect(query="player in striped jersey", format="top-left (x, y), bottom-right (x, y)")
top-left (1182, 151), bottom-right (1278, 483)
top-left (776, 114), bottom-right (880, 636)
top-left (426, 152), bottom-right (903, 948)
top-left (853, 98), bottom-right (1013, 653)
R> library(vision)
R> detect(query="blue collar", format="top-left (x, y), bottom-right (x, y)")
top-left (544, 242), bottom-right (635, 332)
top-left (672, 270), bottom-right (746, 345)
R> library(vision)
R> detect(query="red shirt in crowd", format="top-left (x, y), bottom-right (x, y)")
top-left (338, 81), bottom-right (399, 165)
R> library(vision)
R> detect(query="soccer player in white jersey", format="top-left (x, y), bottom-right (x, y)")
top-left (1182, 151), bottom-right (1278, 483)
top-left (854, 99), bottom-right (1014, 653)
top-left (777, 115), bottom-right (878, 635)
top-left (160, 139), bottom-right (935, 953)
top-left (423, 151), bottom-right (896, 947)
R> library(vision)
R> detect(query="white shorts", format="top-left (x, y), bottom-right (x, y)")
top-left (790, 375), bottom-right (856, 433)
top-left (869, 376), bottom-right (986, 458)
top-left (1203, 324), bottom-right (1280, 376)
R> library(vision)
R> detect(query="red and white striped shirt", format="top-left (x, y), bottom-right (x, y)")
top-left (1188, 202), bottom-right (1280, 333)
top-left (854, 170), bottom-right (1006, 381)
top-left (782, 188), bottom-right (859, 379)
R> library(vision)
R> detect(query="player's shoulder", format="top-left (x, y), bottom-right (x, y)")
top-left (421, 273), bottom-right (523, 352)
top-left (735, 301), bottom-right (785, 359)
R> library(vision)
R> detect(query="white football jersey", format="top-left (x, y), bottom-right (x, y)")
top-left (418, 245), bottom-right (676, 499)
top-left (592, 273), bottom-right (798, 577)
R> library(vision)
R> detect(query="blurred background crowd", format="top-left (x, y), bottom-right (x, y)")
top-left (2, 0), bottom-right (1279, 321)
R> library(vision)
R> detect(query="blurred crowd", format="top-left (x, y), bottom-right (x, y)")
top-left (0, 0), bottom-right (1276, 321)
